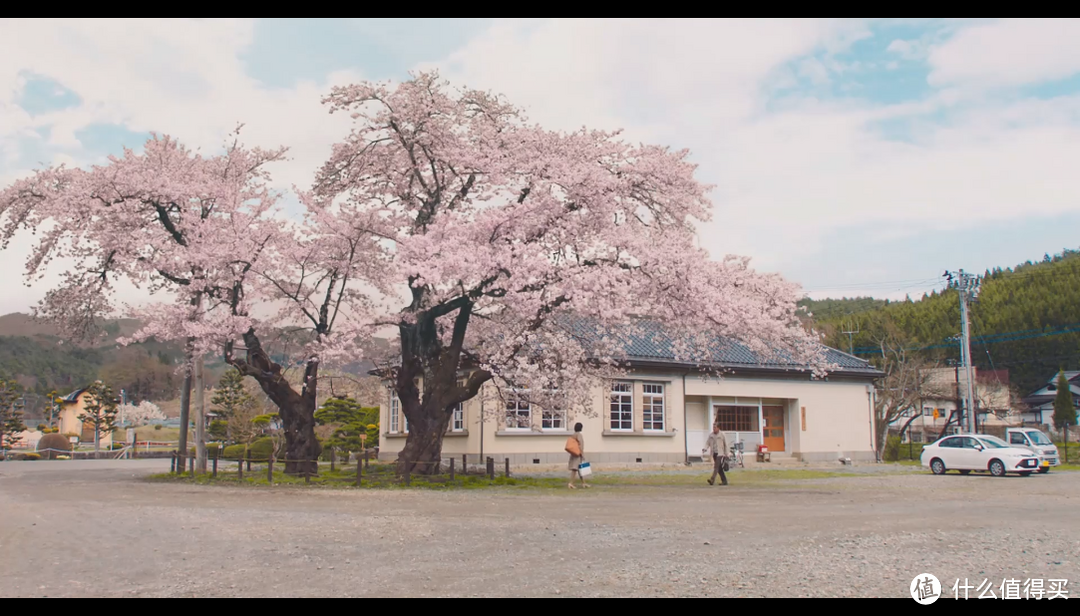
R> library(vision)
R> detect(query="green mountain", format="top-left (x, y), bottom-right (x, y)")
top-left (803, 248), bottom-right (1080, 395)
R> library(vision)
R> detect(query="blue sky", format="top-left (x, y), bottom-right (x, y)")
top-left (3, 18), bottom-right (1080, 314)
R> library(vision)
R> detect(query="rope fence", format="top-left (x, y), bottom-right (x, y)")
top-left (167, 450), bottom-right (515, 487)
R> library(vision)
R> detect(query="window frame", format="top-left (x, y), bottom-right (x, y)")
top-left (642, 382), bottom-right (665, 431)
top-left (714, 405), bottom-right (754, 432)
top-left (450, 379), bottom-right (465, 433)
top-left (389, 390), bottom-right (400, 434)
top-left (609, 381), bottom-right (633, 431)
top-left (504, 389), bottom-right (532, 431)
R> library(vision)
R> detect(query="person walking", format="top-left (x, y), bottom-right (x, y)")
top-left (704, 424), bottom-right (729, 486)
top-left (566, 422), bottom-right (588, 489)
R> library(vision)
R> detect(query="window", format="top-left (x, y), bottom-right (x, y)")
top-left (505, 390), bottom-right (531, 430)
top-left (1009, 432), bottom-right (1027, 446)
top-left (390, 392), bottom-right (400, 433)
top-left (450, 379), bottom-right (465, 432)
top-left (714, 406), bottom-right (754, 432)
top-left (542, 407), bottom-right (565, 430)
top-left (642, 383), bottom-right (664, 431)
top-left (609, 382), bottom-right (633, 431)
top-left (939, 437), bottom-right (961, 448)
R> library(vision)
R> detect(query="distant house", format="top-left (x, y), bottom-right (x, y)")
top-left (1021, 371), bottom-right (1080, 427)
top-left (57, 386), bottom-right (114, 448)
top-left (889, 367), bottom-right (1017, 442)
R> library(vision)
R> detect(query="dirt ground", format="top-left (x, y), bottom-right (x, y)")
top-left (1, 459), bottom-right (1078, 598)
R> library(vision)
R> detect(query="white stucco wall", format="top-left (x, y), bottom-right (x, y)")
top-left (378, 369), bottom-right (878, 464)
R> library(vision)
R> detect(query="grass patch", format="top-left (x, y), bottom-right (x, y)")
top-left (145, 464), bottom-right (884, 491)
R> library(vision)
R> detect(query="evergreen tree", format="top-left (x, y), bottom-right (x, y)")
top-left (211, 368), bottom-right (253, 421)
top-left (1053, 371), bottom-right (1078, 431)
top-left (0, 378), bottom-right (27, 453)
top-left (314, 397), bottom-right (378, 456)
top-left (79, 380), bottom-right (119, 453)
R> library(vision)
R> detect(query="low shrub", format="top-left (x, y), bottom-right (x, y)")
top-left (18, 452), bottom-right (41, 461)
top-left (37, 433), bottom-right (73, 459)
top-left (36, 424), bottom-right (47, 432)
top-left (154, 425), bottom-right (163, 431)
top-left (187, 443), bottom-right (223, 458)
top-left (222, 443), bottom-right (245, 460)
top-left (884, 435), bottom-right (902, 462)
top-left (220, 438), bottom-right (276, 462)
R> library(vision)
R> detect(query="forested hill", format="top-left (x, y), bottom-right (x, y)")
top-left (800, 248), bottom-right (1080, 396)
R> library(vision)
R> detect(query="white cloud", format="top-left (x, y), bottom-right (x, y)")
top-left (419, 18), bottom-right (1080, 281)
top-left (927, 19), bottom-right (1080, 88)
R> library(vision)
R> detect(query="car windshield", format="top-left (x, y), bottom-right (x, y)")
top-left (978, 436), bottom-right (1010, 449)
top-left (1027, 432), bottom-right (1053, 445)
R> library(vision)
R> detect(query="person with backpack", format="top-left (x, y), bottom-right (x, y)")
top-left (565, 422), bottom-right (588, 489)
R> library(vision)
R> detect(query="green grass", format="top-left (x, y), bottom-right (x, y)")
top-left (146, 463), bottom-right (900, 492)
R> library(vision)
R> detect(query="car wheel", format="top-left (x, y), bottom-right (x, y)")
top-left (1019, 471), bottom-right (1032, 477)
top-left (989, 459), bottom-right (1007, 477)
top-left (958, 469), bottom-right (971, 475)
top-left (930, 458), bottom-right (946, 475)
top-left (1038, 467), bottom-right (1050, 474)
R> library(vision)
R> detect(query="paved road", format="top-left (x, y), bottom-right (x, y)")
top-left (1, 460), bottom-right (1078, 598)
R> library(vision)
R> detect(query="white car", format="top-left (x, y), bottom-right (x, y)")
top-left (920, 434), bottom-right (1041, 477)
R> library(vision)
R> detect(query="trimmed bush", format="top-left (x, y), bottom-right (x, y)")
top-left (222, 444), bottom-right (245, 460)
top-left (36, 424), bottom-right (47, 432)
top-left (18, 452), bottom-right (41, 461)
top-left (37, 433), bottom-right (73, 460)
top-left (187, 443), bottom-right (223, 458)
top-left (221, 438), bottom-right (275, 462)
top-left (154, 425), bottom-right (163, 431)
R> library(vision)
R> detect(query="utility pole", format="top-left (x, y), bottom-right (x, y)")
top-left (840, 320), bottom-right (860, 355)
top-left (944, 270), bottom-right (980, 434)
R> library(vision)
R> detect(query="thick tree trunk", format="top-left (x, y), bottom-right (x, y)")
top-left (227, 329), bottom-right (320, 476)
top-left (396, 406), bottom-right (451, 476)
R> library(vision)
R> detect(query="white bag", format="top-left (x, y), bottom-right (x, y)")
top-left (578, 461), bottom-right (592, 477)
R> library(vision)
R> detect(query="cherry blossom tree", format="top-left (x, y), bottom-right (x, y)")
top-left (313, 72), bottom-right (832, 475)
top-left (0, 129), bottom-right (384, 475)
top-left (117, 400), bottom-right (166, 426)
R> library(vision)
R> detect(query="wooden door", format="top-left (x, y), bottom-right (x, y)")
top-left (762, 406), bottom-right (785, 452)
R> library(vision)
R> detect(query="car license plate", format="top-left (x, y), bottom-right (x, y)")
top-left (1041, 460), bottom-right (1050, 467)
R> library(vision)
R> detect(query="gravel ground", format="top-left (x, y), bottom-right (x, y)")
top-left (1, 459), bottom-right (1077, 598)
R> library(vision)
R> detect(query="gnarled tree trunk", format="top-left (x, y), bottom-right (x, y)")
top-left (397, 401), bottom-right (451, 476)
top-left (227, 329), bottom-right (321, 476)
top-left (394, 297), bottom-right (489, 476)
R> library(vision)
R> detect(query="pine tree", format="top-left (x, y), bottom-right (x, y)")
top-left (78, 380), bottom-right (119, 453)
top-left (0, 379), bottom-right (27, 453)
top-left (1053, 371), bottom-right (1078, 431)
top-left (211, 368), bottom-right (253, 421)
top-left (314, 397), bottom-right (378, 457)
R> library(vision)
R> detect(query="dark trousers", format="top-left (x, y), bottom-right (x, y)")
top-left (710, 454), bottom-right (728, 485)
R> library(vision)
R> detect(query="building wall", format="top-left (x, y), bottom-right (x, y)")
top-left (379, 369), bottom-right (877, 464)
top-left (58, 393), bottom-right (113, 447)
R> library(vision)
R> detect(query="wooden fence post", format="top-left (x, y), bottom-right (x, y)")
top-left (355, 457), bottom-right (363, 487)
top-left (462, 453), bottom-right (467, 473)
top-left (267, 457), bottom-right (274, 484)
top-left (364, 450), bottom-right (369, 469)
top-left (212, 448), bottom-right (218, 479)
top-left (505, 457), bottom-right (510, 478)
top-left (449, 457), bottom-right (455, 481)
top-left (238, 459), bottom-right (243, 480)
top-left (170, 451), bottom-right (176, 474)
top-left (487, 457), bottom-right (494, 480)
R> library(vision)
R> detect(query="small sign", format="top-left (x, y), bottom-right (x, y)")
top-left (126, 428), bottom-right (136, 444)
top-left (68, 436), bottom-right (78, 444)
top-left (359, 434), bottom-right (367, 441)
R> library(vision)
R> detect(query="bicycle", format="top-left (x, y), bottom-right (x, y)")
top-left (723, 442), bottom-right (745, 471)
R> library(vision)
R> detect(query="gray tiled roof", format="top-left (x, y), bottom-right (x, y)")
top-left (562, 316), bottom-right (879, 375)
